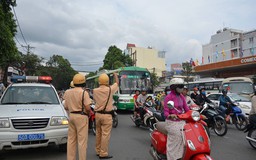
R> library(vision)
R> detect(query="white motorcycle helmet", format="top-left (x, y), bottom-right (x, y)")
top-left (169, 78), bottom-right (185, 94)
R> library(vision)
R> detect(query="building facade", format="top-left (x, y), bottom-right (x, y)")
top-left (127, 43), bottom-right (166, 77)
top-left (195, 28), bottom-right (256, 78)
top-left (202, 28), bottom-right (243, 64)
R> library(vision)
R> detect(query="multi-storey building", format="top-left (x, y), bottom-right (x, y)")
top-left (126, 43), bottom-right (166, 77)
top-left (202, 28), bottom-right (243, 64)
top-left (195, 28), bottom-right (256, 78)
top-left (243, 29), bottom-right (256, 57)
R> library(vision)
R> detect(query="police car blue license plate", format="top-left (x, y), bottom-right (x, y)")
top-left (18, 133), bottom-right (45, 141)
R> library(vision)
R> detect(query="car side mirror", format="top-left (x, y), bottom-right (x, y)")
top-left (167, 101), bottom-right (174, 109)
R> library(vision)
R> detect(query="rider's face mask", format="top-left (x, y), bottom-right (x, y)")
top-left (176, 87), bottom-right (184, 94)
top-left (166, 91), bottom-right (171, 95)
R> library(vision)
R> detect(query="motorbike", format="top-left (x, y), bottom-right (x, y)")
top-left (224, 102), bottom-right (248, 131)
top-left (112, 105), bottom-right (118, 128)
top-left (150, 101), bottom-right (213, 160)
top-left (90, 103), bottom-right (118, 135)
top-left (152, 110), bottom-right (165, 122)
top-left (244, 122), bottom-right (256, 149)
top-left (89, 103), bottom-right (96, 135)
top-left (200, 102), bottom-right (228, 136)
top-left (130, 100), bottom-right (158, 130)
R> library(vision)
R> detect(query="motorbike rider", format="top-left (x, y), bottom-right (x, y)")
top-left (219, 89), bottom-right (233, 121)
top-left (63, 74), bottom-right (91, 160)
top-left (195, 88), bottom-right (212, 107)
top-left (190, 87), bottom-right (199, 103)
top-left (137, 88), bottom-right (148, 119)
top-left (160, 86), bottom-right (171, 110)
top-left (164, 78), bottom-right (190, 160)
top-left (93, 73), bottom-right (119, 159)
top-left (249, 91), bottom-right (256, 125)
top-left (133, 89), bottom-right (140, 118)
top-left (182, 86), bottom-right (197, 109)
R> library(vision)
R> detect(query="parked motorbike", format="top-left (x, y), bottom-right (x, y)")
top-left (130, 100), bottom-right (157, 130)
top-left (200, 102), bottom-right (228, 136)
top-left (244, 122), bottom-right (256, 149)
top-left (150, 102), bottom-right (212, 160)
top-left (225, 102), bottom-right (248, 131)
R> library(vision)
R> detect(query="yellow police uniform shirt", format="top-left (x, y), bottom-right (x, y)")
top-left (93, 83), bottom-right (118, 112)
top-left (63, 88), bottom-right (91, 112)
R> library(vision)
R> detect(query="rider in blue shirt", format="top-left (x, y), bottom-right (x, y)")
top-left (219, 90), bottom-right (232, 120)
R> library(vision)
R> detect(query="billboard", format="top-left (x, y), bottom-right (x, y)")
top-left (171, 63), bottom-right (183, 75)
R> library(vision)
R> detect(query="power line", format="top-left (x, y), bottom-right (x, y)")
top-left (12, 5), bottom-right (28, 46)
top-left (14, 36), bottom-right (22, 47)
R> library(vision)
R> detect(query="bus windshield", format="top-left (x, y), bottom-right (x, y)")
top-left (223, 82), bottom-right (254, 95)
top-left (119, 71), bottom-right (153, 94)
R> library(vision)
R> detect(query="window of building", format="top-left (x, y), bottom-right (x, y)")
top-left (231, 39), bottom-right (237, 48)
top-left (158, 51), bottom-right (165, 58)
top-left (249, 37), bottom-right (254, 43)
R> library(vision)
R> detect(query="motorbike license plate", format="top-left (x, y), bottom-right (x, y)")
top-left (18, 133), bottom-right (45, 141)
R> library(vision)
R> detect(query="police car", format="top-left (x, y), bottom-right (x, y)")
top-left (0, 76), bottom-right (68, 151)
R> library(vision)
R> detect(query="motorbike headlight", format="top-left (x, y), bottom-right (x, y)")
top-left (191, 111), bottom-right (200, 121)
top-left (239, 104), bottom-right (250, 109)
top-left (50, 116), bottom-right (68, 126)
top-left (0, 118), bottom-right (10, 128)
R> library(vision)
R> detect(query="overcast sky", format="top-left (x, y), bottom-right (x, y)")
top-left (14, 0), bottom-right (256, 72)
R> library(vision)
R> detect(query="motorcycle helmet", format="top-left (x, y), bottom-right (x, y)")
top-left (222, 89), bottom-right (227, 95)
top-left (98, 73), bottom-right (109, 85)
top-left (169, 78), bottom-right (184, 94)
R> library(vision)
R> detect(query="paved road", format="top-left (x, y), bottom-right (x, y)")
top-left (1, 111), bottom-right (256, 160)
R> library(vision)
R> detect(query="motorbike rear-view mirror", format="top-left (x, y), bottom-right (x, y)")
top-left (167, 101), bottom-right (174, 109)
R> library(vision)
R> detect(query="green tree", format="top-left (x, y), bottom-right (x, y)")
top-left (46, 55), bottom-right (77, 90)
top-left (150, 72), bottom-right (160, 89)
top-left (0, 1), bottom-right (19, 86)
top-left (86, 71), bottom-right (97, 78)
top-left (182, 62), bottom-right (193, 86)
top-left (21, 52), bottom-right (44, 75)
top-left (101, 45), bottom-right (133, 70)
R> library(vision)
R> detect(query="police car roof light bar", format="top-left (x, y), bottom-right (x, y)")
top-left (11, 76), bottom-right (52, 84)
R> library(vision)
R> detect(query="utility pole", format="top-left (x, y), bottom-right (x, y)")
top-left (22, 44), bottom-right (35, 54)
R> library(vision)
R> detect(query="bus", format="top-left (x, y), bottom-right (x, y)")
top-left (186, 78), bottom-right (224, 94)
top-left (220, 77), bottom-right (255, 99)
top-left (86, 66), bottom-right (153, 110)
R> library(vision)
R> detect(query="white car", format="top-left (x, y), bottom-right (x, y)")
top-left (0, 76), bottom-right (68, 151)
top-left (206, 93), bottom-right (251, 117)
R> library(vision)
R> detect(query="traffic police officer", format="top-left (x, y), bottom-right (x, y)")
top-left (63, 74), bottom-right (91, 160)
top-left (94, 73), bottom-right (119, 159)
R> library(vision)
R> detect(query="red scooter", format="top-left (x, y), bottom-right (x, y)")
top-left (150, 109), bottom-right (213, 160)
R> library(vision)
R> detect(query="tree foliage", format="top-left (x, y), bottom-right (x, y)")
top-left (21, 53), bottom-right (43, 75)
top-left (45, 55), bottom-right (77, 90)
top-left (101, 45), bottom-right (133, 70)
top-left (150, 72), bottom-right (160, 89)
top-left (182, 62), bottom-right (193, 84)
top-left (0, 1), bottom-right (19, 86)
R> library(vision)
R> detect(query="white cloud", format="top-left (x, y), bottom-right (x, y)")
top-left (14, 0), bottom-right (256, 71)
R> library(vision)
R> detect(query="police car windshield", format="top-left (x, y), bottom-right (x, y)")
top-left (1, 86), bottom-right (59, 105)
